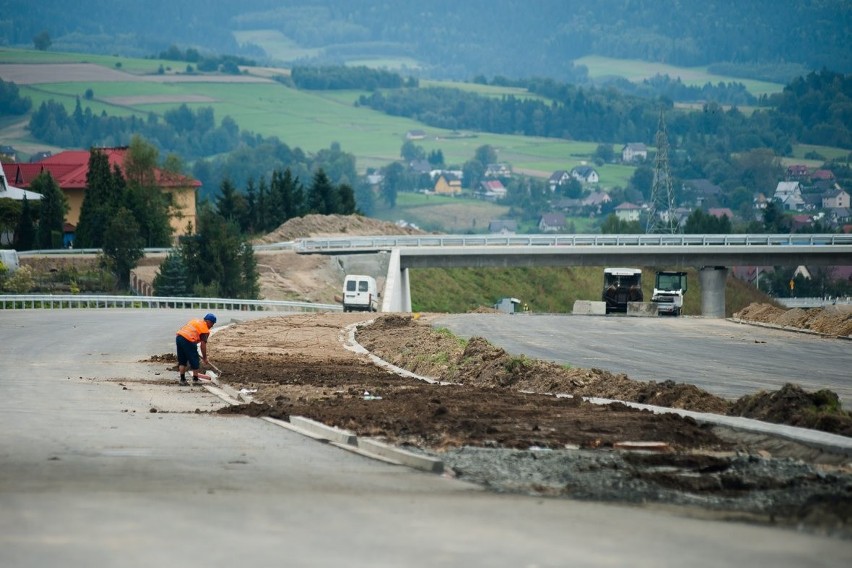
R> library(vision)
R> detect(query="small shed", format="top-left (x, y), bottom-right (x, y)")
top-left (494, 297), bottom-right (521, 314)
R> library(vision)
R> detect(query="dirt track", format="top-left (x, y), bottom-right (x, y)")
top-left (142, 312), bottom-right (852, 537)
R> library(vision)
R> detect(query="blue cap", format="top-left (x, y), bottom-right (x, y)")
top-left (204, 313), bottom-right (217, 324)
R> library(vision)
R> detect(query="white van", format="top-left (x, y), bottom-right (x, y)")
top-left (342, 275), bottom-right (379, 312)
top-left (0, 249), bottom-right (19, 273)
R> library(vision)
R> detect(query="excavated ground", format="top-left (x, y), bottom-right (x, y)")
top-left (147, 312), bottom-right (852, 538)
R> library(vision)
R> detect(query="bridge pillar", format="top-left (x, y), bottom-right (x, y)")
top-left (381, 249), bottom-right (412, 312)
top-left (699, 266), bottom-right (728, 318)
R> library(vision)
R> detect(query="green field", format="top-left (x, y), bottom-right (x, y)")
top-left (372, 192), bottom-right (511, 233)
top-left (576, 55), bottom-right (785, 97)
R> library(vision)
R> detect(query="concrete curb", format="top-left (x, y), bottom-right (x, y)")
top-left (729, 317), bottom-right (852, 341)
top-left (584, 396), bottom-right (852, 457)
top-left (258, 416), bottom-right (444, 473)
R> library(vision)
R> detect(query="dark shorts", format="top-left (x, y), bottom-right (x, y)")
top-left (176, 335), bottom-right (200, 370)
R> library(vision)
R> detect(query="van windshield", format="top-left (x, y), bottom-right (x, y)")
top-left (358, 281), bottom-right (369, 292)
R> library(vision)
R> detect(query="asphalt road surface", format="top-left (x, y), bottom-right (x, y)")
top-left (1, 309), bottom-right (850, 567)
top-left (434, 314), bottom-right (852, 407)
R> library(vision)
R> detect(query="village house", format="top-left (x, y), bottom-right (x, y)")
top-left (537, 212), bottom-right (565, 232)
top-left (570, 165), bottom-right (599, 184)
top-left (785, 164), bottom-right (809, 180)
top-left (622, 143), bottom-right (648, 163)
top-left (488, 219), bottom-right (517, 235)
top-left (405, 129), bottom-right (426, 140)
top-left (773, 181), bottom-right (805, 211)
top-left (614, 202), bottom-right (642, 222)
top-left (708, 207), bottom-right (735, 221)
top-left (478, 179), bottom-right (507, 201)
top-left (548, 170), bottom-right (572, 191)
top-left (2, 147), bottom-right (201, 243)
top-left (433, 173), bottom-right (462, 195)
top-left (682, 179), bottom-right (723, 207)
top-left (485, 163), bottom-right (512, 178)
top-left (582, 190), bottom-right (612, 211)
top-left (822, 188), bottom-right (850, 209)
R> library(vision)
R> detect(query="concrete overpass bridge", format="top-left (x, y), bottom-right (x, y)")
top-left (293, 233), bottom-right (852, 317)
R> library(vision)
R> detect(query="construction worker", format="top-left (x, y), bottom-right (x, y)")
top-left (175, 313), bottom-right (216, 385)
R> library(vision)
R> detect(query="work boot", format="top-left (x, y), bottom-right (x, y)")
top-left (179, 378), bottom-right (189, 386)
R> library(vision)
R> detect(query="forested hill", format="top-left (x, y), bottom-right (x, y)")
top-left (3, 0), bottom-right (850, 81)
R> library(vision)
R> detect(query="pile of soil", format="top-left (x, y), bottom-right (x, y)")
top-left (735, 302), bottom-right (852, 337)
top-left (254, 213), bottom-right (426, 244)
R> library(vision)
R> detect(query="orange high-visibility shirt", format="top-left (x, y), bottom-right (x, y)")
top-left (176, 319), bottom-right (211, 343)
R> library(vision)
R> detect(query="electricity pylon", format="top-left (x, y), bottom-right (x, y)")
top-left (646, 109), bottom-right (677, 234)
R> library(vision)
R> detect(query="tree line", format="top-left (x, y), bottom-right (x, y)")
top-left (359, 69), bottom-right (852, 152)
top-left (290, 65), bottom-right (417, 91)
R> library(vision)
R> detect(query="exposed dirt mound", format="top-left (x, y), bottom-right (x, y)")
top-left (735, 302), bottom-right (852, 337)
top-left (254, 213), bottom-right (427, 244)
top-left (730, 384), bottom-right (852, 437)
top-left (357, 315), bottom-right (732, 414)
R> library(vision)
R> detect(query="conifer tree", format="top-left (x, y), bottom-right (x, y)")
top-left (32, 171), bottom-right (67, 249)
top-left (102, 207), bottom-right (144, 288)
top-left (15, 195), bottom-right (35, 250)
top-left (153, 250), bottom-right (190, 297)
top-left (76, 149), bottom-right (115, 248)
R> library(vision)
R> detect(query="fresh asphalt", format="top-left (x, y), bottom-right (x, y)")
top-left (1, 309), bottom-right (850, 567)
top-left (433, 313), bottom-right (852, 407)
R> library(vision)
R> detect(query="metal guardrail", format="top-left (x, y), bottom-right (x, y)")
top-left (16, 234), bottom-right (851, 257)
top-left (292, 233), bottom-right (852, 252)
top-left (0, 294), bottom-right (341, 312)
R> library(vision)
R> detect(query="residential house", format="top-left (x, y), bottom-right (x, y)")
top-left (433, 173), bottom-right (462, 195)
top-left (548, 170), bottom-right (571, 191)
top-left (683, 179), bottom-right (722, 207)
top-left (0, 162), bottom-right (43, 245)
top-left (551, 197), bottom-right (584, 215)
top-left (823, 189), bottom-right (850, 209)
top-left (827, 207), bottom-right (852, 227)
top-left (485, 163), bottom-right (512, 178)
top-left (0, 161), bottom-right (42, 201)
top-left (570, 165), bottom-right (599, 184)
top-left (488, 220), bottom-right (517, 234)
top-left (408, 159), bottom-right (432, 175)
top-left (405, 129), bottom-right (426, 140)
top-left (614, 202), bottom-right (641, 222)
top-left (773, 181), bottom-right (805, 211)
top-left (29, 151), bottom-right (52, 162)
top-left (812, 169), bottom-right (835, 183)
top-left (538, 213), bottom-right (565, 232)
top-left (790, 214), bottom-right (813, 232)
top-left (3, 147), bottom-right (202, 242)
top-left (622, 143), bottom-right (648, 163)
top-left (478, 179), bottom-right (507, 201)
top-left (708, 207), bottom-right (735, 221)
top-left (802, 193), bottom-right (823, 210)
top-left (582, 190), bottom-right (611, 212)
top-left (785, 164), bottom-right (809, 180)
top-left (0, 145), bottom-right (17, 161)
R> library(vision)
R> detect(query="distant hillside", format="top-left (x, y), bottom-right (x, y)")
top-left (3, 0), bottom-right (849, 81)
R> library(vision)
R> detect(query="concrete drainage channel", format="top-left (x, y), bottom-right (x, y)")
top-left (202, 320), bottom-right (852, 475)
